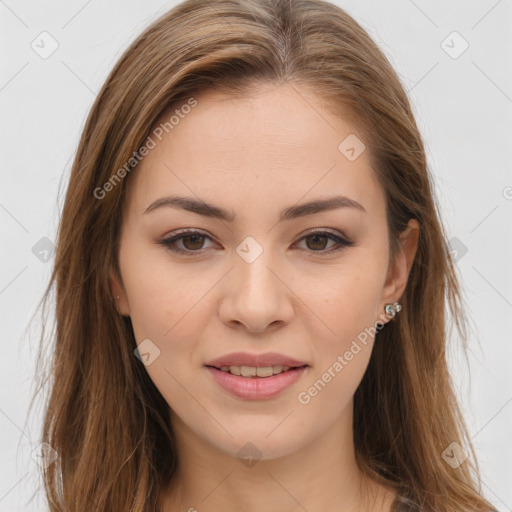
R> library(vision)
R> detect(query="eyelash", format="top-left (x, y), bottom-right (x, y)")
top-left (158, 229), bottom-right (355, 256)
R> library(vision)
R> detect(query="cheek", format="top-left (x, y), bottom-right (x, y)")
top-left (297, 253), bottom-right (387, 412)
top-left (312, 251), bottom-right (387, 356)
top-left (119, 235), bottom-right (206, 339)
top-left (296, 265), bottom-right (384, 419)
top-left (119, 243), bottom-right (209, 412)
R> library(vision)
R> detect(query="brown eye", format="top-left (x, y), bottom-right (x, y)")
top-left (159, 229), bottom-right (354, 256)
top-left (159, 230), bottom-right (216, 254)
top-left (181, 233), bottom-right (206, 251)
top-left (304, 233), bottom-right (330, 251)
top-left (296, 230), bottom-right (355, 253)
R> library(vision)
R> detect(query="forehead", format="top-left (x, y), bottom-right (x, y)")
top-left (123, 84), bottom-right (384, 220)
top-left (157, 84), bottom-right (358, 158)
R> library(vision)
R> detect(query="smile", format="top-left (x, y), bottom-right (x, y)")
top-left (216, 365), bottom-right (293, 377)
top-left (205, 365), bottom-right (309, 399)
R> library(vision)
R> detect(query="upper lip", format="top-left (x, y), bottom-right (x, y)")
top-left (205, 352), bottom-right (308, 368)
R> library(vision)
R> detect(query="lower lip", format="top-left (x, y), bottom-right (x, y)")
top-left (205, 366), bottom-right (308, 399)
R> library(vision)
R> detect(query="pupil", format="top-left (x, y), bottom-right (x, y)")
top-left (184, 234), bottom-right (203, 250)
top-left (307, 234), bottom-right (327, 250)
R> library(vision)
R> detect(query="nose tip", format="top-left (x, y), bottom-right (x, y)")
top-left (220, 273), bottom-right (293, 334)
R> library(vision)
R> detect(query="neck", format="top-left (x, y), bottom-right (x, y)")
top-left (160, 403), bottom-right (395, 512)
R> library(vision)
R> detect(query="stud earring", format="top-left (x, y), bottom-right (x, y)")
top-left (384, 302), bottom-right (402, 318)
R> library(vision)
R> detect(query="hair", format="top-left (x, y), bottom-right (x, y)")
top-left (30, 0), bottom-right (495, 511)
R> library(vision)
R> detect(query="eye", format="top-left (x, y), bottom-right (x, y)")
top-left (158, 230), bottom-right (217, 254)
top-left (294, 230), bottom-right (355, 253)
top-left (158, 229), bottom-right (354, 255)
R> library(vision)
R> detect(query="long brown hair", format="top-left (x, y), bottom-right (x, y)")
top-left (32, 0), bottom-right (495, 510)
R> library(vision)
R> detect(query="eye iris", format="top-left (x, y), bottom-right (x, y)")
top-left (306, 234), bottom-right (328, 251)
top-left (182, 234), bottom-right (204, 250)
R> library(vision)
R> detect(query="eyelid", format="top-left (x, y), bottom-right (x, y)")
top-left (160, 228), bottom-right (219, 253)
top-left (294, 229), bottom-right (355, 253)
top-left (300, 227), bottom-right (351, 241)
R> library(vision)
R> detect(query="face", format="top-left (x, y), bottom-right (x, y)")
top-left (111, 83), bottom-right (416, 461)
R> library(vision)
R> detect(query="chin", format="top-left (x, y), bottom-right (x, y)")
top-left (200, 420), bottom-right (309, 463)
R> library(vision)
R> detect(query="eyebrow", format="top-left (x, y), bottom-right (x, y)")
top-left (143, 194), bottom-right (366, 222)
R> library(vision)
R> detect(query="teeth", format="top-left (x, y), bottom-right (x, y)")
top-left (241, 366), bottom-right (257, 377)
top-left (256, 366), bottom-right (274, 377)
top-left (218, 365), bottom-right (293, 377)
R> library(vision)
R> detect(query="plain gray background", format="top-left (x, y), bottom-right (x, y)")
top-left (1, 1), bottom-right (511, 510)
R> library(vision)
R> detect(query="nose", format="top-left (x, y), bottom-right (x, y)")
top-left (218, 250), bottom-right (294, 334)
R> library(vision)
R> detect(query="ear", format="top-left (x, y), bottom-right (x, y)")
top-left (379, 218), bottom-right (420, 318)
top-left (110, 267), bottom-right (130, 317)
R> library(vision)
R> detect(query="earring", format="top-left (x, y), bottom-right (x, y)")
top-left (384, 302), bottom-right (402, 318)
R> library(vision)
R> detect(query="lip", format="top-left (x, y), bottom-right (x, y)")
top-left (205, 351), bottom-right (308, 368)
top-left (205, 365), bottom-right (308, 399)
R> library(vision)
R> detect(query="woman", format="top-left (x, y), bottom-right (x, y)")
top-left (34, 0), bottom-right (497, 510)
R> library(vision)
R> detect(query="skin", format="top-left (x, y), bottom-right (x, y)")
top-left (111, 83), bottom-right (419, 512)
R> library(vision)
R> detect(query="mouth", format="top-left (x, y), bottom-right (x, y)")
top-left (203, 352), bottom-right (309, 399)
top-left (205, 363), bottom-right (309, 399)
